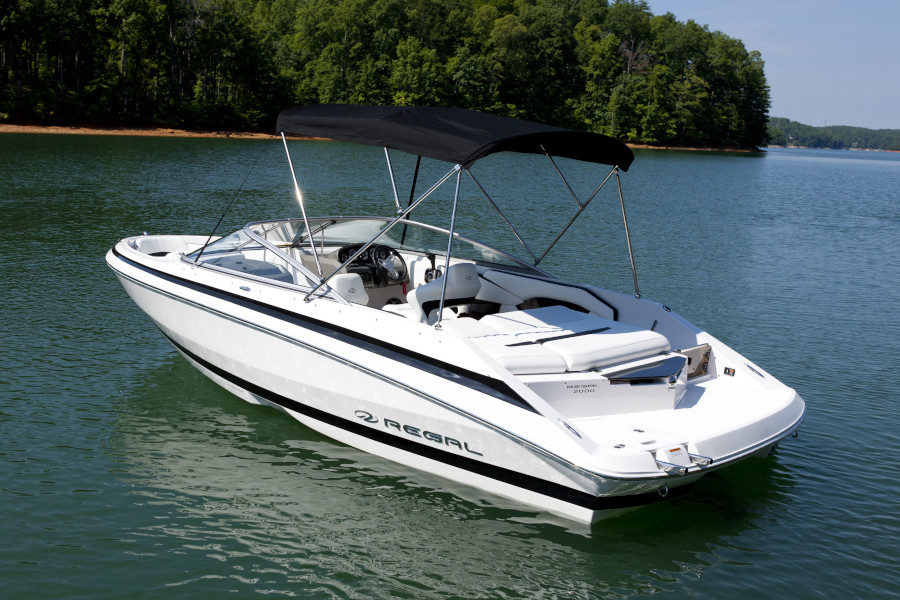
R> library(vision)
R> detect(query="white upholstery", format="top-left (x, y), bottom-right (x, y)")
top-left (480, 306), bottom-right (670, 371)
top-left (407, 263), bottom-right (481, 324)
top-left (330, 273), bottom-right (369, 305)
top-left (481, 270), bottom-right (616, 320)
top-left (440, 318), bottom-right (568, 374)
top-left (443, 306), bottom-right (670, 374)
top-left (474, 278), bottom-right (524, 307)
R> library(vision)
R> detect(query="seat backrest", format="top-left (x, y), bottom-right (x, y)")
top-left (330, 273), bottom-right (369, 305)
top-left (482, 269), bottom-right (616, 320)
top-left (407, 263), bottom-right (480, 324)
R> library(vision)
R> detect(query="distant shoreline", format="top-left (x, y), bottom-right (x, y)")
top-left (0, 123), bottom-right (274, 139)
top-left (0, 122), bottom-right (760, 152)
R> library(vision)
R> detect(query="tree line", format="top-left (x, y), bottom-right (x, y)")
top-left (768, 118), bottom-right (900, 151)
top-left (1, 0), bottom-right (771, 148)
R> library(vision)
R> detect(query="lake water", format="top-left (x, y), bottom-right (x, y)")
top-left (1, 133), bottom-right (898, 599)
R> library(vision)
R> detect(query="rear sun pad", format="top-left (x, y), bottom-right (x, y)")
top-left (440, 317), bottom-right (568, 374)
top-left (446, 306), bottom-right (670, 374)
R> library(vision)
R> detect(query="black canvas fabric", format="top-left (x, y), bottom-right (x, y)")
top-left (276, 104), bottom-right (634, 171)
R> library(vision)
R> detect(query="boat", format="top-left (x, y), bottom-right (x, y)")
top-left (106, 104), bottom-right (805, 523)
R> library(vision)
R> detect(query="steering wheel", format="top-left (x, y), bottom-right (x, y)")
top-left (372, 245), bottom-right (408, 284)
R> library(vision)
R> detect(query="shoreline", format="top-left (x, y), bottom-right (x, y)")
top-left (0, 123), bottom-right (275, 139)
top-left (627, 143), bottom-right (760, 152)
top-left (0, 122), bottom-right (759, 151)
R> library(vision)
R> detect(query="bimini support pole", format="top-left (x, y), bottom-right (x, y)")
top-left (467, 168), bottom-right (538, 263)
top-left (399, 155), bottom-right (421, 246)
top-left (384, 147), bottom-right (402, 213)
top-left (435, 165), bottom-right (463, 329)
top-left (542, 145), bottom-right (583, 209)
top-left (616, 168), bottom-right (641, 298)
top-left (534, 164), bottom-right (617, 266)
top-left (281, 132), bottom-right (322, 278)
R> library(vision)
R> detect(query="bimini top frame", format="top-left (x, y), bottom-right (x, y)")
top-left (276, 104), bottom-right (641, 309)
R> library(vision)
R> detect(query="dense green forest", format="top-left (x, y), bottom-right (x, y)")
top-left (1, 0), bottom-right (771, 148)
top-left (768, 117), bottom-right (900, 151)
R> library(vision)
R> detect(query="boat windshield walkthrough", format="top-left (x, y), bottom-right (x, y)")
top-left (107, 104), bottom-right (805, 523)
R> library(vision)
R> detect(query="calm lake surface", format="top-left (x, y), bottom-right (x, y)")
top-left (1, 133), bottom-right (898, 599)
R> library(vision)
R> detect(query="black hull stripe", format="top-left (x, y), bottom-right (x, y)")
top-left (163, 331), bottom-right (692, 512)
top-left (111, 247), bottom-right (534, 412)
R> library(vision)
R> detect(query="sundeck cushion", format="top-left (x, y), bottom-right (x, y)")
top-left (439, 318), bottom-right (568, 375)
top-left (480, 306), bottom-right (670, 371)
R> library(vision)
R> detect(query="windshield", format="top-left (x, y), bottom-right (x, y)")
top-left (184, 216), bottom-right (548, 293)
top-left (283, 217), bottom-right (544, 274)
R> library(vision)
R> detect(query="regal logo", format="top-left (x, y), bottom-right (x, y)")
top-left (354, 410), bottom-right (483, 456)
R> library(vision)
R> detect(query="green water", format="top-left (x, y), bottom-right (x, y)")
top-left (1, 133), bottom-right (898, 599)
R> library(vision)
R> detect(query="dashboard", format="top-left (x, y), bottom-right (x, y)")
top-left (335, 244), bottom-right (408, 287)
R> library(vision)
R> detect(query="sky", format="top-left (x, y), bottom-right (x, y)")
top-left (648, 0), bottom-right (900, 130)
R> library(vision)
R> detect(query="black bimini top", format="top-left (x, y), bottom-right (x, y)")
top-left (276, 104), bottom-right (634, 171)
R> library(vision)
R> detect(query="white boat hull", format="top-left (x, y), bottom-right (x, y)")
top-left (108, 245), bottom-right (733, 522)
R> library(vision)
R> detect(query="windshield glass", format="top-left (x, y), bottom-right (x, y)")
top-left (284, 217), bottom-right (542, 273)
top-left (185, 216), bottom-right (546, 289)
top-left (185, 228), bottom-right (308, 285)
top-left (189, 229), bottom-right (256, 257)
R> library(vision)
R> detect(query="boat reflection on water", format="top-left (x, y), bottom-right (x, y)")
top-left (110, 355), bottom-right (798, 597)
